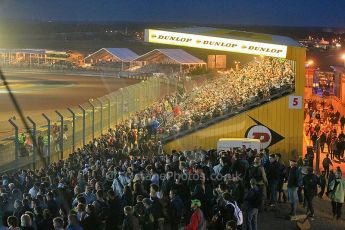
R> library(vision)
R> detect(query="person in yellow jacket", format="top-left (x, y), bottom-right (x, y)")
top-left (328, 171), bottom-right (345, 220)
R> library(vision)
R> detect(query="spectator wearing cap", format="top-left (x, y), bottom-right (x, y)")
top-left (185, 199), bottom-right (206, 230)
top-left (328, 171), bottom-right (345, 220)
top-left (287, 159), bottom-right (299, 217)
top-left (266, 154), bottom-right (280, 206)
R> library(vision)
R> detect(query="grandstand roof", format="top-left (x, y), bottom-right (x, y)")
top-left (0, 49), bottom-right (46, 54)
top-left (134, 49), bottom-right (206, 65)
top-left (84, 48), bottom-right (139, 62)
top-left (153, 27), bottom-right (302, 47)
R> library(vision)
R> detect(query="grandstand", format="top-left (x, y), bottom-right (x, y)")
top-left (146, 27), bottom-right (305, 161)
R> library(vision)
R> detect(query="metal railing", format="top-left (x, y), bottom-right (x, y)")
top-left (0, 76), bottom-right (183, 172)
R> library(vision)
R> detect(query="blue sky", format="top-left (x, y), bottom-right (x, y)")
top-left (1, 0), bottom-right (345, 27)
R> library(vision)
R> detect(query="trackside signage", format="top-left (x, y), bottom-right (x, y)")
top-left (146, 29), bottom-right (287, 58)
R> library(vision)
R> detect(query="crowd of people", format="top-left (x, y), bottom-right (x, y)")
top-left (16, 57), bottom-right (295, 158)
top-left (161, 57), bottom-right (295, 136)
top-left (1, 130), bottom-right (345, 230)
top-left (304, 99), bottom-right (345, 161)
top-left (2, 58), bottom-right (345, 230)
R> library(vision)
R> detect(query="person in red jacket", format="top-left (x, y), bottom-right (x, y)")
top-left (185, 199), bottom-right (206, 230)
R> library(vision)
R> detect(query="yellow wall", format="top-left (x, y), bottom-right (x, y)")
top-left (164, 46), bottom-right (306, 162)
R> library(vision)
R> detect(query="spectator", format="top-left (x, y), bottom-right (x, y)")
top-left (142, 198), bottom-right (155, 230)
top-left (66, 214), bottom-right (83, 230)
top-left (20, 214), bottom-right (34, 230)
top-left (243, 179), bottom-right (262, 230)
top-left (7, 216), bottom-right (20, 230)
top-left (168, 189), bottom-right (184, 230)
top-left (105, 190), bottom-right (123, 230)
top-left (37, 209), bottom-right (54, 230)
top-left (112, 170), bottom-right (130, 197)
top-left (328, 171), bottom-right (345, 220)
top-left (122, 206), bottom-right (139, 230)
top-left (322, 154), bottom-right (333, 178)
top-left (318, 171), bottom-right (327, 198)
top-left (302, 167), bottom-right (318, 217)
top-left (52, 217), bottom-right (64, 230)
top-left (185, 199), bottom-right (206, 230)
top-left (287, 159), bottom-right (299, 217)
top-left (81, 204), bottom-right (101, 230)
top-left (266, 154), bottom-right (280, 206)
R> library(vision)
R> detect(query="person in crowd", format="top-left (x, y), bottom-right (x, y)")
top-left (245, 157), bottom-right (267, 211)
top-left (81, 204), bottom-right (101, 230)
top-left (302, 167), bottom-right (318, 217)
top-left (322, 154), bottom-right (333, 178)
top-left (66, 214), bottom-right (83, 230)
top-left (287, 159), bottom-right (299, 217)
top-left (142, 198), bottom-right (155, 230)
top-left (276, 154), bottom-right (287, 203)
top-left (244, 179), bottom-right (262, 230)
top-left (52, 217), bottom-right (64, 230)
top-left (122, 206), bottom-right (140, 230)
top-left (20, 214), bottom-right (35, 230)
top-left (185, 199), bottom-right (206, 230)
top-left (168, 189), bottom-right (184, 230)
top-left (7, 216), bottom-right (20, 230)
top-left (37, 209), bottom-right (54, 230)
top-left (112, 170), bottom-right (130, 197)
top-left (105, 190), bottom-right (123, 230)
top-left (149, 184), bottom-right (163, 227)
top-left (318, 171), bottom-right (327, 198)
top-left (328, 171), bottom-right (345, 220)
top-left (266, 154), bottom-right (280, 206)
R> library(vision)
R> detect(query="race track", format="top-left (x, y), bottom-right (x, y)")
top-left (0, 71), bottom-right (139, 139)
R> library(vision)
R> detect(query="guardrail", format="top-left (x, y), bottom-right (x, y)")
top-left (0, 76), bottom-right (172, 172)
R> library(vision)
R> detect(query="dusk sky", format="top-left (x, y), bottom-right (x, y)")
top-left (1, 0), bottom-right (345, 27)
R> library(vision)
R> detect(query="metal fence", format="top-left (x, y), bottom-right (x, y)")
top-left (0, 76), bottom-right (182, 172)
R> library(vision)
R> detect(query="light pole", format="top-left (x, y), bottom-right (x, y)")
top-left (88, 99), bottom-right (95, 140)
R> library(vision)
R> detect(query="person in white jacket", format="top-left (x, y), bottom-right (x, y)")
top-left (112, 170), bottom-right (130, 196)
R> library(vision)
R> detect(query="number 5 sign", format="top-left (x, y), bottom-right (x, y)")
top-left (289, 96), bottom-right (302, 109)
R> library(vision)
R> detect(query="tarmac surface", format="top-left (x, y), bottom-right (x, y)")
top-left (0, 71), bottom-right (139, 139)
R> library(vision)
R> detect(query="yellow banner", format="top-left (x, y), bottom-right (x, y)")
top-left (146, 29), bottom-right (287, 58)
